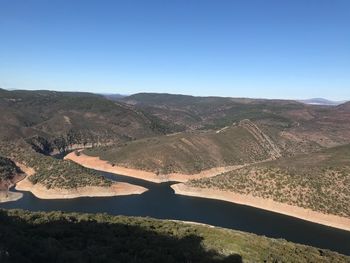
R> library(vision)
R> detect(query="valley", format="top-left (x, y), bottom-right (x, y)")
top-left (1, 89), bottom-right (350, 259)
top-left (2, 2), bottom-right (350, 261)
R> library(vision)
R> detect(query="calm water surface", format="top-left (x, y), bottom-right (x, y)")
top-left (1, 170), bottom-right (350, 255)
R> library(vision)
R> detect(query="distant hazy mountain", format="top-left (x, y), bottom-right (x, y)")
top-left (298, 98), bottom-right (346, 106)
top-left (101, 93), bottom-right (127, 101)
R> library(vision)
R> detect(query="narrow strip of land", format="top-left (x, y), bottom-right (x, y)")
top-left (171, 183), bottom-right (350, 232)
top-left (14, 163), bottom-right (148, 200)
top-left (0, 191), bottom-right (23, 203)
top-left (65, 151), bottom-right (243, 183)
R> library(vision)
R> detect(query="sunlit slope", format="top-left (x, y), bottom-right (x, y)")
top-left (0, 89), bottom-right (180, 190)
top-left (0, 89), bottom-right (171, 154)
top-left (85, 121), bottom-right (288, 174)
top-left (124, 93), bottom-right (350, 148)
top-left (189, 144), bottom-right (350, 218)
top-left (123, 93), bottom-right (306, 130)
top-left (0, 141), bottom-right (112, 190)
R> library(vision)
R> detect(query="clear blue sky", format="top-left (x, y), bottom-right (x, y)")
top-left (0, 0), bottom-right (349, 100)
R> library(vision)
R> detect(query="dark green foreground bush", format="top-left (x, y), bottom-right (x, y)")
top-left (0, 209), bottom-right (348, 263)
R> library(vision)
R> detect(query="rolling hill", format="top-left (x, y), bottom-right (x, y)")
top-left (85, 122), bottom-right (273, 174)
top-left (123, 93), bottom-right (350, 148)
top-left (1, 90), bottom-right (350, 213)
top-left (123, 93), bottom-right (305, 130)
top-left (81, 93), bottom-right (350, 224)
top-left (189, 144), bottom-right (350, 218)
top-left (83, 115), bottom-right (331, 175)
top-left (0, 89), bottom-right (175, 154)
top-left (0, 89), bottom-right (177, 191)
top-left (82, 93), bottom-right (350, 178)
top-left (0, 140), bottom-right (111, 190)
top-left (1, 90), bottom-right (350, 260)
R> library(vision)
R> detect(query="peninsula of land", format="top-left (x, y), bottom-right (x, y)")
top-left (65, 151), bottom-right (241, 183)
top-left (13, 163), bottom-right (148, 200)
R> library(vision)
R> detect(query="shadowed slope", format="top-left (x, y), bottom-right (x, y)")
top-left (0, 209), bottom-right (348, 262)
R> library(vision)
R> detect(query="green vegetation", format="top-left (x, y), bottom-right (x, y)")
top-left (0, 142), bottom-right (111, 190)
top-left (124, 93), bottom-right (307, 130)
top-left (1, 90), bottom-right (350, 261)
top-left (0, 89), bottom-right (183, 190)
top-left (84, 115), bottom-right (324, 175)
top-left (124, 93), bottom-right (350, 148)
top-left (189, 144), bottom-right (350, 218)
top-left (139, 108), bottom-right (186, 134)
top-left (0, 89), bottom-right (175, 155)
top-left (0, 209), bottom-right (348, 263)
top-left (1, 89), bottom-right (349, 183)
top-left (85, 125), bottom-right (273, 174)
top-left (0, 156), bottom-right (21, 181)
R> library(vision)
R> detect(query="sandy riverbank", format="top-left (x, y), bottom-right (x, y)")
top-left (65, 151), bottom-right (242, 183)
top-left (171, 183), bottom-right (350, 232)
top-left (14, 163), bottom-right (148, 200)
top-left (0, 191), bottom-right (23, 203)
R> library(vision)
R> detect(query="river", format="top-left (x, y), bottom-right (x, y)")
top-left (1, 170), bottom-right (350, 255)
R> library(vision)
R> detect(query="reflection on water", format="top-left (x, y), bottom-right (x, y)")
top-left (1, 170), bottom-right (350, 255)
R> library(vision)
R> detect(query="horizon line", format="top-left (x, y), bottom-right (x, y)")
top-left (2, 87), bottom-right (349, 103)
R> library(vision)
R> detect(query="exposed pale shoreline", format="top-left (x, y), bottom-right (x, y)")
top-left (65, 151), bottom-right (242, 183)
top-left (45, 151), bottom-right (350, 232)
top-left (14, 163), bottom-right (147, 200)
top-left (0, 191), bottom-right (23, 203)
top-left (171, 183), bottom-right (350, 232)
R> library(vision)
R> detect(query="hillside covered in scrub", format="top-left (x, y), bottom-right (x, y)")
top-left (0, 89), bottom-right (178, 191)
top-left (0, 157), bottom-right (21, 181)
top-left (84, 114), bottom-right (337, 175)
top-left (0, 209), bottom-right (348, 263)
top-left (123, 93), bottom-right (306, 130)
top-left (0, 156), bottom-right (23, 190)
top-left (123, 93), bottom-right (350, 147)
top-left (189, 144), bottom-right (350, 218)
top-left (0, 141), bottom-right (111, 190)
top-left (2, 89), bottom-right (350, 159)
top-left (0, 89), bottom-right (173, 155)
top-left (85, 120), bottom-right (282, 174)
top-left (1, 90), bottom-right (350, 204)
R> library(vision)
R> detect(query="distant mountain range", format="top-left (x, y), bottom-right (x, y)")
top-left (100, 93), bottom-right (127, 101)
top-left (1, 89), bottom-right (350, 253)
top-left (6, 89), bottom-right (347, 107)
top-left (298, 98), bottom-right (347, 106)
top-left (104, 93), bottom-right (349, 106)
